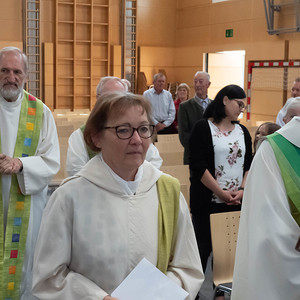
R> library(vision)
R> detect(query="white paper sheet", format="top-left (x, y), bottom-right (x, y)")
top-left (111, 257), bottom-right (189, 300)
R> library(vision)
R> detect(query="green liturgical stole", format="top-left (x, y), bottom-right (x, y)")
top-left (267, 132), bottom-right (300, 226)
top-left (0, 91), bottom-right (43, 300)
top-left (156, 175), bottom-right (180, 274)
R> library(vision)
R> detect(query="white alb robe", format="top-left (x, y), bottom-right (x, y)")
top-left (0, 91), bottom-right (60, 300)
top-left (232, 117), bottom-right (300, 300)
top-left (32, 157), bottom-right (204, 300)
top-left (66, 128), bottom-right (163, 176)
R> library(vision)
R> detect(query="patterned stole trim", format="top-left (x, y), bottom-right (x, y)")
top-left (0, 91), bottom-right (43, 300)
top-left (80, 124), bottom-right (98, 160)
top-left (267, 132), bottom-right (300, 226)
top-left (156, 175), bottom-right (180, 274)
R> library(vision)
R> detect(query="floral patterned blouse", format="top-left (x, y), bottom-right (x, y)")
top-left (208, 120), bottom-right (245, 203)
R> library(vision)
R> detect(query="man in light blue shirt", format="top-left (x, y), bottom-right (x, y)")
top-left (143, 73), bottom-right (176, 134)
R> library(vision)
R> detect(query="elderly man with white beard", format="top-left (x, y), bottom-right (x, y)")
top-left (0, 46), bottom-right (60, 299)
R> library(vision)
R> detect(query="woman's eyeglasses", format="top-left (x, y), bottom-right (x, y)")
top-left (232, 99), bottom-right (247, 110)
top-left (104, 124), bottom-right (155, 140)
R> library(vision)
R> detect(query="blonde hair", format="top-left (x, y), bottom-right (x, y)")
top-left (176, 83), bottom-right (190, 99)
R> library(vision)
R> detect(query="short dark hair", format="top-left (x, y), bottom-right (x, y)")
top-left (254, 122), bottom-right (281, 153)
top-left (84, 92), bottom-right (153, 152)
top-left (204, 84), bottom-right (246, 123)
top-left (264, 122), bottom-right (281, 135)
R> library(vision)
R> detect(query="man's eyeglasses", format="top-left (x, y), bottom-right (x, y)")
top-left (104, 124), bottom-right (155, 140)
top-left (232, 99), bottom-right (247, 110)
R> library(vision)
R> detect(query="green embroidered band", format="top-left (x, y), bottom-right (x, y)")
top-left (267, 132), bottom-right (300, 226)
top-left (0, 91), bottom-right (43, 300)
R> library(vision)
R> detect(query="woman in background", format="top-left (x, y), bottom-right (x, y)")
top-left (189, 84), bottom-right (253, 273)
top-left (172, 83), bottom-right (190, 132)
top-left (253, 98), bottom-right (300, 154)
top-left (253, 122), bottom-right (281, 154)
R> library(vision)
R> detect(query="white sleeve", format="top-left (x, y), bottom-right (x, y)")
top-left (163, 93), bottom-right (176, 127)
top-left (32, 189), bottom-right (109, 300)
top-left (145, 143), bottom-right (163, 169)
top-left (276, 98), bottom-right (293, 126)
top-left (276, 109), bottom-right (286, 127)
top-left (17, 105), bottom-right (60, 194)
top-left (66, 129), bottom-right (89, 176)
top-left (166, 193), bottom-right (204, 300)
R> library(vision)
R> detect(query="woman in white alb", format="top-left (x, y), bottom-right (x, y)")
top-left (32, 92), bottom-right (204, 300)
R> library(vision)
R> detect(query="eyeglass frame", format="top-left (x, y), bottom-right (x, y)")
top-left (232, 99), bottom-right (247, 110)
top-left (104, 124), bottom-right (155, 140)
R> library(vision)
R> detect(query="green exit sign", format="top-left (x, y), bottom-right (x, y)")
top-left (226, 29), bottom-right (233, 38)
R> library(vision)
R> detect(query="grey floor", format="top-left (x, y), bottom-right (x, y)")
top-left (198, 253), bottom-right (214, 300)
top-left (197, 253), bottom-right (230, 300)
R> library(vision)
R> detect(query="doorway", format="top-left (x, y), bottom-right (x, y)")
top-left (205, 50), bottom-right (246, 100)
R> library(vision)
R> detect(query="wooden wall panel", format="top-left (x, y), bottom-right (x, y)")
top-left (139, 46), bottom-right (176, 87)
top-left (137, 0), bottom-right (177, 47)
top-left (250, 89), bottom-right (283, 124)
top-left (0, 42), bottom-right (23, 50)
top-left (176, 5), bottom-right (210, 29)
top-left (177, 0), bottom-right (211, 9)
top-left (209, 1), bottom-right (252, 24)
top-left (0, 1), bottom-right (22, 41)
top-left (245, 41), bottom-right (285, 61)
top-left (93, 44), bottom-right (109, 59)
top-left (40, 0), bottom-right (55, 42)
top-left (109, 0), bottom-right (121, 45)
top-left (44, 43), bottom-right (54, 109)
top-left (289, 40), bottom-right (300, 60)
top-left (112, 45), bottom-right (122, 78)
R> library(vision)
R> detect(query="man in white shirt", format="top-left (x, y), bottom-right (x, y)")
top-left (276, 77), bottom-right (300, 126)
top-left (143, 73), bottom-right (176, 134)
top-left (0, 46), bottom-right (60, 299)
top-left (66, 77), bottom-right (162, 176)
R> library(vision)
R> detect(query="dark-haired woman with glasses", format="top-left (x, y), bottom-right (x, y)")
top-left (189, 85), bottom-right (253, 274)
top-left (32, 92), bottom-right (204, 300)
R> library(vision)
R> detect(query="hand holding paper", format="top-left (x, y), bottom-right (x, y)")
top-left (111, 258), bottom-right (189, 300)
